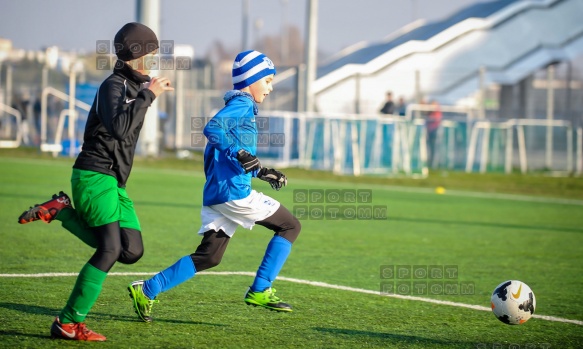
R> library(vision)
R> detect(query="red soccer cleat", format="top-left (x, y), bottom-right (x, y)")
top-left (50, 316), bottom-right (106, 341)
top-left (18, 191), bottom-right (72, 224)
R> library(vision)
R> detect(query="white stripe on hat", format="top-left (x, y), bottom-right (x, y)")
top-left (232, 61), bottom-right (273, 84)
top-left (233, 50), bottom-right (262, 69)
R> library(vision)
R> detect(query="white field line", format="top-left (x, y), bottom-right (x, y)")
top-left (1, 271), bottom-right (581, 326)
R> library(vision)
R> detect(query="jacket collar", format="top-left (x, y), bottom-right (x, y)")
top-left (113, 60), bottom-right (151, 84)
top-left (224, 90), bottom-right (258, 115)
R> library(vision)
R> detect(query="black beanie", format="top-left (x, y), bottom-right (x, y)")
top-left (114, 22), bottom-right (159, 61)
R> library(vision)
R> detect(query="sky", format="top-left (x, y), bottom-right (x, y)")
top-left (1, 0), bottom-right (483, 61)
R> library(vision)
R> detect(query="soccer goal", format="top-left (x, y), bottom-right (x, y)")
top-left (466, 119), bottom-right (579, 175)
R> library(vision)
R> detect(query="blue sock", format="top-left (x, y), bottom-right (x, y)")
top-left (251, 235), bottom-right (292, 292)
top-left (143, 255), bottom-right (196, 299)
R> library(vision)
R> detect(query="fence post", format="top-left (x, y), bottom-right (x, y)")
top-left (546, 64), bottom-right (555, 170)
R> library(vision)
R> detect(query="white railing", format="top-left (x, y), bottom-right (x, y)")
top-left (40, 86), bottom-right (91, 157)
top-left (18, 97), bottom-right (580, 177)
top-left (466, 119), bottom-right (576, 174)
top-left (295, 112), bottom-right (425, 177)
top-left (0, 103), bottom-right (22, 148)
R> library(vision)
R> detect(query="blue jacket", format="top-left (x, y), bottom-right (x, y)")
top-left (202, 91), bottom-right (259, 206)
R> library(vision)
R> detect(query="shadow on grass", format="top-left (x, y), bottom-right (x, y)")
top-left (0, 302), bottom-right (226, 327)
top-left (314, 327), bottom-right (468, 346)
top-left (0, 330), bottom-right (48, 339)
top-left (134, 200), bottom-right (200, 210)
top-left (389, 216), bottom-right (583, 234)
top-left (4, 192), bottom-right (197, 210)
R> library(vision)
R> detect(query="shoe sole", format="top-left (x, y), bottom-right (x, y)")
top-left (18, 206), bottom-right (43, 224)
top-left (50, 329), bottom-right (107, 341)
top-left (50, 334), bottom-right (106, 342)
top-left (127, 286), bottom-right (153, 323)
top-left (244, 300), bottom-right (293, 312)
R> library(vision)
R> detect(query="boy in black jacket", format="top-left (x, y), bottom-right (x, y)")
top-left (18, 22), bottom-right (173, 341)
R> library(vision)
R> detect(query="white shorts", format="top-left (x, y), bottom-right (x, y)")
top-left (197, 190), bottom-right (281, 237)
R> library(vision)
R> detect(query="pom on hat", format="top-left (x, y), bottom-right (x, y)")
top-left (232, 50), bottom-right (276, 90)
top-left (114, 22), bottom-right (159, 61)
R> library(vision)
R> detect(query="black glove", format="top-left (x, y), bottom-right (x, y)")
top-left (257, 168), bottom-right (288, 191)
top-left (236, 149), bottom-right (261, 173)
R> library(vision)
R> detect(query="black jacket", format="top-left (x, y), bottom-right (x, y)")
top-left (73, 62), bottom-right (156, 187)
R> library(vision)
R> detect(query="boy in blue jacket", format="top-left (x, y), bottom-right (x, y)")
top-left (128, 50), bottom-right (301, 322)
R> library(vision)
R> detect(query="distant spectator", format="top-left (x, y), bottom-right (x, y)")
top-left (379, 91), bottom-right (395, 115)
top-left (426, 100), bottom-right (442, 168)
top-left (33, 94), bottom-right (42, 133)
top-left (32, 92), bottom-right (43, 145)
top-left (414, 97), bottom-right (429, 119)
top-left (12, 92), bottom-right (31, 145)
top-left (397, 96), bottom-right (407, 116)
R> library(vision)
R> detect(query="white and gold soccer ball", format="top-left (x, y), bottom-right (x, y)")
top-left (490, 280), bottom-right (536, 325)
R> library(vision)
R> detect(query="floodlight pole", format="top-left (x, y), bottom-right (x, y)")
top-left (136, 0), bottom-right (160, 157)
top-left (478, 66), bottom-right (486, 119)
top-left (5, 64), bottom-right (13, 138)
top-left (68, 62), bottom-right (77, 158)
top-left (175, 68), bottom-right (184, 150)
top-left (242, 0), bottom-right (250, 51)
top-left (304, 0), bottom-right (318, 112)
top-left (281, 0), bottom-right (289, 66)
top-left (546, 64), bottom-right (555, 170)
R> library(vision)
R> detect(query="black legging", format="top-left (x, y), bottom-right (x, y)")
top-left (88, 221), bottom-right (144, 272)
top-left (190, 205), bottom-right (301, 272)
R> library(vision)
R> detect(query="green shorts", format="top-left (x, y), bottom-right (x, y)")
top-left (70, 169), bottom-right (141, 230)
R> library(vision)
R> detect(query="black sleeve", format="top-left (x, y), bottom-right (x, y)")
top-left (380, 102), bottom-right (389, 114)
top-left (96, 80), bottom-right (156, 141)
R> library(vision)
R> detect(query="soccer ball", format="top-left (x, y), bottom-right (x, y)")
top-left (490, 280), bottom-right (536, 325)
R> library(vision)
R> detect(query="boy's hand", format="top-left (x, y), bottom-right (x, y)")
top-left (236, 149), bottom-right (261, 173)
top-left (258, 168), bottom-right (287, 191)
top-left (145, 77), bottom-right (174, 97)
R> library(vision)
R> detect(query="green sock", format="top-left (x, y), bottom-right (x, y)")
top-left (56, 207), bottom-right (97, 248)
top-left (59, 263), bottom-right (107, 324)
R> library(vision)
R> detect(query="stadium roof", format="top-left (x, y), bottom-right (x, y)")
top-left (317, 0), bottom-right (518, 78)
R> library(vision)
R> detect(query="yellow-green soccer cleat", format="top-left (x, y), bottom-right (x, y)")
top-left (244, 287), bottom-right (292, 312)
top-left (128, 280), bottom-right (159, 322)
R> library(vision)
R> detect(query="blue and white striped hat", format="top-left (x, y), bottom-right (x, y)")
top-left (232, 50), bottom-right (276, 90)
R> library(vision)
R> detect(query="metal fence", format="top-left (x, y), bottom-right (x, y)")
top-left (2, 83), bottom-right (581, 177)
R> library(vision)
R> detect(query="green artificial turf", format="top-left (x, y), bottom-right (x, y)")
top-left (0, 154), bottom-right (581, 348)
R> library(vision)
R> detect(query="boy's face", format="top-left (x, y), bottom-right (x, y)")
top-left (248, 74), bottom-right (274, 104)
top-left (127, 49), bottom-right (158, 76)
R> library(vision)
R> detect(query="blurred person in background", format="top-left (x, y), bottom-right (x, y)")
top-left (379, 91), bottom-right (395, 115)
top-left (426, 100), bottom-right (442, 168)
top-left (32, 91), bottom-right (43, 145)
top-left (11, 91), bottom-right (31, 145)
top-left (397, 96), bottom-right (407, 116)
top-left (17, 22), bottom-right (174, 342)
